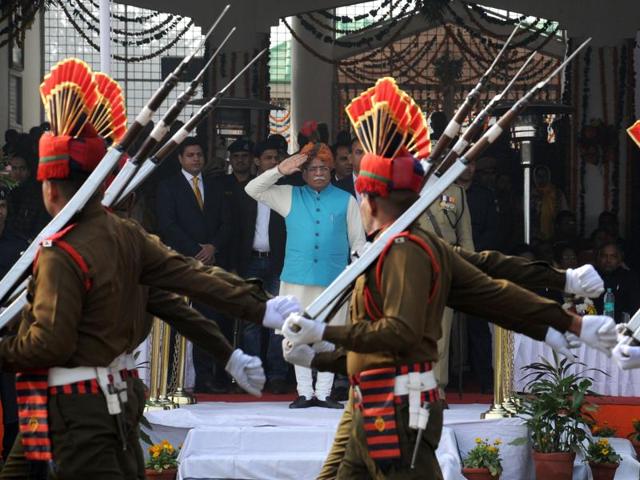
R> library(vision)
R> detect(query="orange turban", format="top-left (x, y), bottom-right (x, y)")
top-left (300, 142), bottom-right (334, 169)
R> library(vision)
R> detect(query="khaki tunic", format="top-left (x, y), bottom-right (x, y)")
top-left (421, 184), bottom-right (474, 250)
top-left (0, 200), bottom-right (268, 372)
top-left (313, 225), bottom-right (573, 479)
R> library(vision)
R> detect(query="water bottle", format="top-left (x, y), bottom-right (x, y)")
top-left (603, 288), bottom-right (615, 319)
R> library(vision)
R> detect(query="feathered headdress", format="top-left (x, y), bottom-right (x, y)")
top-left (38, 59), bottom-right (125, 181)
top-left (346, 77), bottom-right (430, 196)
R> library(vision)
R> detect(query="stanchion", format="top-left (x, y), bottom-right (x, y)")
top-left (482, 326), bottom-right (514, 419)
top-left (145, 318), bottom-right (176, 411)
top-left (169, 334), bottom-right (196, 405)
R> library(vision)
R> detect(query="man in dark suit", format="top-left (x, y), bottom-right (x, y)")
top-left (156, 136), bottom-right (233, 393)
top-left (216, 139), bottom-right (289, 393)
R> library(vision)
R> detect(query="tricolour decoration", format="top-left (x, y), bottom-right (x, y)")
top-left (628, 120), bottom-right (640, 149)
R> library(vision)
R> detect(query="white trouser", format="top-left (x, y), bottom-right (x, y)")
top-left (280, 281), bottom-right (349, 400)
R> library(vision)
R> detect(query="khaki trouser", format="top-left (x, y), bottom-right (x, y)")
top-left (0, 377), bottom-right (146, 480)
top-left (335, 395), bottom-right (444, 479)
top-left (433, 307), bottom-right (454, 392)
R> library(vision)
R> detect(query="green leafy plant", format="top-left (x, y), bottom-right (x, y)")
top-left (462, 438), bottom-right (503, 477)
top-left (586, 438), bottom-right (621, 465)
top-left (511, 353), bottom-right (603, 455)
top-left (627, 418), bottom-right (640, 443)
top-left (146, 439), bottom-right (179, 472)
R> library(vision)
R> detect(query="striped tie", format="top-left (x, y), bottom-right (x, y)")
top-left (192, 176), bottom-right (204, 210)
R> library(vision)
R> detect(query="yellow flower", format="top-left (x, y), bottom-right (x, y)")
top-left (161, 439), bottom-right (171, 446)
top-left (475, 438), bottom-right (482, 444)
top-left (152, 451), bottom-right (160, 458)
top-left (494, 439), bottom-right (502, 445)
top-left (602, 449), bottom-right (610, 455)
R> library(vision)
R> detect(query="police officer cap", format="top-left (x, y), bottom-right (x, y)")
top-left (228, 138), bottom-right (254, 154)
top-left (254, 138), bottom-right (282, 158)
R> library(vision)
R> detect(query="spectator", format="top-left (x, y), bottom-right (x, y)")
top-left (594, 242), bottom-right (640, 323)
top-left (0, 186), bottom-right (26, 460)
top-left (553, 210), bottom-right (580, 245)
top-left (155, 136), bottom-right (233, 393)
top-left (578, 228), bottom-right (616, 266)
top-left (553, 243), bottom-right (579, 270)
top-left (267, 133), bottom-right (289, 160)
top-left (331, 140), bottom-right (353, 183)
top-left (246, 142), bottom-right (366, 408)
top-left (6, 148), bottom-right (50, 241)
top-left (235, 139), bottom-right (289, 394)
top-left (456, 157), bottom-right (498, 393)
top-left (531, 165), bottom-right (568, 241)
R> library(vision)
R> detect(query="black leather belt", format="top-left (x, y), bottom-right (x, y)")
top-left (252, 250), bottom-right (270, 258)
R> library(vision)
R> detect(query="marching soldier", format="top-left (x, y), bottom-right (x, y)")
top-left (279, 151), bottom-right (615, 479)
top-left (420, 183), bottom-right (474, 399)
top-left (0, 62), bottom-right (300, 479)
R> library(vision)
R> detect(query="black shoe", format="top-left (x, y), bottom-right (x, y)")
top-left (267, 378), bottom-right (289, 395)
top-left (332, 385), bottom-right (349, 402)
top-left (289, 396), bottom-right (314, 409)
top-left (314, 397), bottom-right (344, 409)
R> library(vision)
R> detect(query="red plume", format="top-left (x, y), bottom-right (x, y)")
top-left (90, 73), bottom-right (127, 143)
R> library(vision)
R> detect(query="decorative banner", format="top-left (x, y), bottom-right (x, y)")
top-left (269, 110), bottom-right (291, 141)
top-left (628, 120), bottom-right (640, 148)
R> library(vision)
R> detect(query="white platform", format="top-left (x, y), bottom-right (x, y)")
top-left (144, 402), bottom-right (640, 480)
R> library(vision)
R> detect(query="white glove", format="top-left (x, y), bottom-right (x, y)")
top-left (579, 315), bottom-right (617, 355)
top-left (262, 295), bottom-right (302, 330)
top-left (564, 265), bottom-right (604, 298)
top-left (224, 349), bottom-right (265, 397)
top-left (612, 343), bottom-right (640, 370)
top-left (565, 332), bottom-right (581, 349)
top-left (282, 313), bottom-right (325, 346)
top-left (545, 328), bottom-right (577, 359)
top-left (282, 339), bottom-right (315, 368)
top-left (312, 341), bottom-right (335, 353)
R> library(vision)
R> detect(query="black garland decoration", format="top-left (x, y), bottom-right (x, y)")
top-left (58, 1), bottom-right (194, 62)
top-left (305, 0), bottom-right (404, 36)
top-left (71, 0), bottom-right (183, 40)
top-left (579, 46), bottom-right (592, 236)
top-left (314, 0), bottom-right (396, 23)
top-left (612, 45), bottom-right (627, 214)
top-left (295, 0), bottom-right (414, 48)
top-left (0, 0), bottom-right (45, 48)
top-left (86, 0), bottom-right (162, 23)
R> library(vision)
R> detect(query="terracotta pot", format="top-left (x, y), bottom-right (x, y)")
top-left (589, 462), bottom-right (619, 480)
top-left (531, 451), bottom-right (575, 480)
top-left (145, 468), bottom-right (177, 480)
top-left (462, 466), bottom-right (499, 480)
top-left (631, 439), bottom-right (640, 459)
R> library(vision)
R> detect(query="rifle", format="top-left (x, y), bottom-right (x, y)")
top-left (423, 24), bottom-right (520, 175)
top-left (303, 38), bottom-right (592, 324)
top-left (0, 7), bottom-right (228, 306)
top-left (115, 48), bottom-right (267, 203)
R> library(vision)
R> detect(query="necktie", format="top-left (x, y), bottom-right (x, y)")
top-left (192, 176), bottom-right (204, 210)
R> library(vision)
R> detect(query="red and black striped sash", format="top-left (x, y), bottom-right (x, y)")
top-left (354, 367), bottom-right (401, 462)
top-left (16, 370), bottom-right (52, 461)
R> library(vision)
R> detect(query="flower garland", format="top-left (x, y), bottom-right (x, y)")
top-left (611, 45), bottom-right (627, 214)
top-left (314, 0), bottom-right (397, 24)
top-left (86, 0), bottom-right (162, 23)
top-left (579, 46), bottom-right (592, 236)
top-left (304, 0), bottom-right (405, 36)
top-left (0, 0), bottom-right (43, 48)
top-left (295, 0), bottom-right (415, 49)
top-left (58, 1), bottom-right (194, 63)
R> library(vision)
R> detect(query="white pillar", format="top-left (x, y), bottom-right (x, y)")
top-left (290, 15), bottom-right (335, 150)
top-left (100, 0), bottom-right (111, 74)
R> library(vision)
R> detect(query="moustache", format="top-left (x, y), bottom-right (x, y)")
top-left (313, 175), bottom-right (326, 181)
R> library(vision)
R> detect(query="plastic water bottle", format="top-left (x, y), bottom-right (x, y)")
top-left (603, 288), bottom-right (615, 319)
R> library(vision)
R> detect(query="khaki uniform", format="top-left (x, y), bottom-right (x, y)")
top-left (419, 184), bottom-right (474, 392)
top-left (0, 199), bottom-right (268, 479)
top-left (313, 225), bottom-right (571, 479)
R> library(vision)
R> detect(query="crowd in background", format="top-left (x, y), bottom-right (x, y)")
top-left (1, 117), bottom-right (639, 405)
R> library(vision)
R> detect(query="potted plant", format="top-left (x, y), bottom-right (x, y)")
top-left (627, 418), bottom-right (640, 457)
top-left (462, 438), bottom-right (502, 480)
top-left (145, 439), bottom-right (179, 480)
top-left (512, 353), bottom-right (602, 480)
top-left (586, 438), bottom-right (621, 480)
